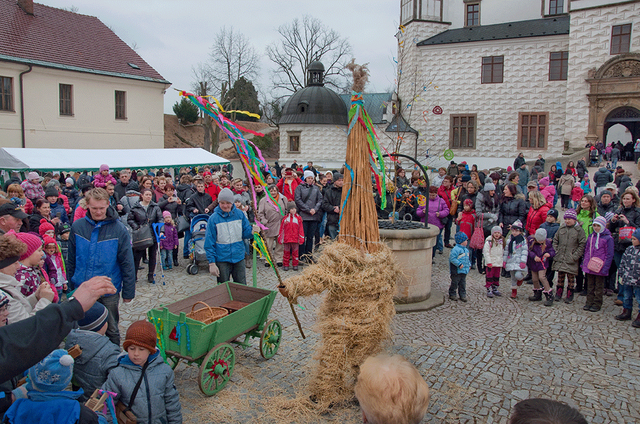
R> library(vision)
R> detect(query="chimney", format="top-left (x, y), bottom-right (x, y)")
top-left (17, 0), bottom-right (34, 15)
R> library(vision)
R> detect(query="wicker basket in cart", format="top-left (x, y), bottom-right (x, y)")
top-left (186, 301), bottom-right (228, 324)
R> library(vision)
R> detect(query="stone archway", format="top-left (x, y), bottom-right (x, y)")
top-left (604, 107), bottom-right (640, 145)
top-left (586, 53), bottom-right (640, 143)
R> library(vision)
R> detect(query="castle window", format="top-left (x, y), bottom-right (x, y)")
top-left (519, 112), bottom-right (548, 149)
top-left (481, 56), bottom-right (503, 84)
top-left (611, 24), bottom-right (632, 55)
top-left (288, 133), bottom-right (301, 153)
top-left (465, 3), bottom-right (479, 27)
top-left (450, 114), bottom-right (476, 149)
top-left (549, 0), bottom-right (563, 15)
top-left (549, 51), bottom-right (568, 81)
top-left (0, 76), bottom-right (13, 111)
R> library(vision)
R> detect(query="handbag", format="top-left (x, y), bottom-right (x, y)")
top-left (177, 215), bottom-right (190, 234)
top-left (115, 361), bottom-right (148, 424)
top-left (619, 226), bottom-right (635, 241)
top-left (586, 239), bottom-right (604, 273)
top-left (132, 222), bottom-right (153, 250)
top-left (449, 189), bottom-right (461, 216)
top-left (469, 216), bottom-right (485, 250)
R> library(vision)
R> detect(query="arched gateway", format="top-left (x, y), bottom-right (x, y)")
top-left (587, 53), bottom-right (640, 144)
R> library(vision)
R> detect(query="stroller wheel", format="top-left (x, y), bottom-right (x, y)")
top-left (190, 264), bottom-right (199, 275)
top-left (186, 264), bottom-right (195, 275)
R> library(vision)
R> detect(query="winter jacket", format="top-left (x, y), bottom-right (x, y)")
top-left (577, 209), bottom-right (600, 237)
top-left (204, 204), bottom-right (253, 264)
top-left (160, 223), bottom-right (179, 251)
top-left (609, 206), bottom-right (640, 252)
top-left (431, 174), bottom-right (445, 188)
top-left (516, 167), bottom-right (529, 186)
top-left (64, 329), bottom-right (120, 402)
top-left (128, 201), bottom-right (163, 233)
top-left (294, 183), bottom-right (323, 222)
top-left (62, 187), bottom-right (80, 211)
top-left (157, 195), bottom-right (181, 220)
top-left (597, 199), bottom-right (617, 217)
top-left (46, 199), bottom-right (68, 223)
top-left (437, 185), bottom-right (454, 209)
top-left (417, 196), bottom-right (448, 229)
top-left (580, 179), bottom-right (592, 196)
top-left (571, 186), bottom-right (584, 202)
top-left (525, 203), bottom-right (551, 235)
top-left (114, 180), bottom-right (139, 202)
top-left (205, 182), bottom-right (221, 202)
top-left (20, 180), bottom-right (45, 201)
top-left (557, 174), bottom-right (574, 196)
top-left (321, 185), bottom-right (343, 226)
top-left (581, 229), bottom-right (614, 276)
top-left (456, 210), bottom-right (476, 239)
top-left (257, 194), bottom-right (287, 238)
top-left (175, 183), bottom-right (195, 211)
top-left (503, 235), bottom-right (528, 272)
top-left (92, 173), bottom-right (117, 188)
top-left (482, 236), bottom-right (504, 267)
top-left (514, 155), bottom-right (526, 170)
top-left (552, 222), bottom-right (587, 274)
top-left (498, 197), bottom-right (527, 233)
top-left (278, 213), bottom-right (305, 245)
top-left (540, 184), bottom-right (556, 205)
top-left (475, 192), bottom-right (500, 231)
top-left (67, 206), bottom-right (136, 300)
top-left (618, 175), bottom-right (633, 194)
top-left (73, 200), bottom-right (87, 222)
top-left (185, 191), bottom-right (214, 218)
top-left (446, 164), bottom-right (459, 177)
top-left (277, 177), bottom-right (302, 202)
top-left (526, 236), bottom-right (555, 272)
top-left (539, 221), bottom-right (560, 241)
top-left (576, 160), bottom-right (587, 179)
top-left (459, 192), bottom-right (478, 211)
top-left (0, 273), bottom-right (51, 325)
top-left (102, 352), bottom-right (182, 424)
top-left (611, 147), bottom-right (621, 161)
top-left (449, 244), bottom-right (470, 275)
top-left (593, 168), bottom-right (613, 188)
top-left (619, 245), bottom-right (640, 287)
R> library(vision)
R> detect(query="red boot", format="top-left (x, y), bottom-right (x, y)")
top-left (511, 289), bottom-right (517, 299)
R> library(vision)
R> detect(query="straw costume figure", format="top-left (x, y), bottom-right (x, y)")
top-left (280, 61), bottom-right (400, 409)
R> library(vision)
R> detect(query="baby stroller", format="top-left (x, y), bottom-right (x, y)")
top-left (589, 148), bottom-right (599, 167)
top-left (186, 214), bottom-right (209, 275)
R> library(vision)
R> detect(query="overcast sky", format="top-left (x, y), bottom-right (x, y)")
top-left (41, 0), bottom-right (401, 114)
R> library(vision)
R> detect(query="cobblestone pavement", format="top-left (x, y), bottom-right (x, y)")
top-left (117, 162), bottom-right (640, 423)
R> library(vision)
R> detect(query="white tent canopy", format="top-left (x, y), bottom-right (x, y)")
top-left (0, 148), bottom-right (229, 172)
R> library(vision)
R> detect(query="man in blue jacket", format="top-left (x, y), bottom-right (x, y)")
top-left (67, 188), bottom-right (136, 346)
top-left (205, 188), bottom-right (253, 285)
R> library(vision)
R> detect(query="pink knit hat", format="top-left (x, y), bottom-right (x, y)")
top-left (38, 219), bottom-right (55, 238)
top-left (162, 211), bottom-right (172, 219)
top-left (538, 177), bottom-right (549, 188)
top-left (14, 232), bottom-right (43, 261)
top-left (99, 164), bottom-right (109, 172)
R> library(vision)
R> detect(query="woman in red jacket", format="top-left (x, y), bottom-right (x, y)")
top-left (276, 168), bottom-right (302, 202)
top-left (526, 191), bottom-right (551, 236)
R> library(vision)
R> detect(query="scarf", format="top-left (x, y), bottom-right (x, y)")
top-left (593, 225), bottom-right (604, 249)
top-left (508, 234), bottom-right (524, 255)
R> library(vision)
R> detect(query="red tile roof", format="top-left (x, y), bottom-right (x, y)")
top-left (0, 0), bottom-right (169, 83)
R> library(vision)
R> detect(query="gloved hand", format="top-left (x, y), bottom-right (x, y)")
top-left (519, 262), bottom-right (526, 269)
top-left (209, 263), bottom-right (220, 277)
top-left (252, 225), bottom-right (261, 234)
top-left (12, 386), bottom-right (27, 400)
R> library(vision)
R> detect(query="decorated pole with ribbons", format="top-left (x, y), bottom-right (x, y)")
top-left (177, 90), bottom-right (305, 339)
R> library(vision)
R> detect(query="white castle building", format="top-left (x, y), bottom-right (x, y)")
top-left (396, 0), bottom-right (640, 169)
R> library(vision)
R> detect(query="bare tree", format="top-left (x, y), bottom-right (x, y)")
top-left (207, 26), bottom-right (260, 96)
top-left (266, 15), bottom-right (352, 96)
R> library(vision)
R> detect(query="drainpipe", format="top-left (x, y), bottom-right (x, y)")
top-left (19, 65), bottom-right (33, 148)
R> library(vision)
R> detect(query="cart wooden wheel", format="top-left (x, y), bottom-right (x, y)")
top-left (198, 343), bottom-right (235, 396)
top-left (259, 319), bottom-right (282, 359)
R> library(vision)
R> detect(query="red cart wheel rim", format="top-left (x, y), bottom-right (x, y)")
top-left (198, 343), bottom-right (235, 396)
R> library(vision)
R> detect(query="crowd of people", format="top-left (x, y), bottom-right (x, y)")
top-left (406, 151), bottom-right (640, 329)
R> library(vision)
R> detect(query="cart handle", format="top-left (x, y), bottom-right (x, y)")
top-left (191, 301), bottom-right (213, 314)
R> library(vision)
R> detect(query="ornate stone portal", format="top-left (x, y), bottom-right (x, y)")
top-left (586, 53), bottom-right (640, 143)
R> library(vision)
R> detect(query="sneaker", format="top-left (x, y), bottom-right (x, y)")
top-left (283, 266), bottom-right (289, 271)
top-left (460, 295), bottom-right (468, 302)
top-left (292, 266), bottom-right (299, 271)
top-left (449, 295), bottom-right (458, 301)
top-left (277, 262), bottom-right (283, 267)
top-left (492, 286), bottom-right (502, 297)
top-left (264, 262), bottom-right (270, 268)
top-left (583, 304), bottom-right (591, 311)
top-left (589, 305), bottom-right (601, 312)
top-left (438, 249), bottom-right (444, 254)
top-left (486, 289), bottom-right (494, 298)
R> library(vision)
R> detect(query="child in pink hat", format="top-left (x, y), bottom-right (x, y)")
top-left (93, 164), bottom-right (117, 188)
top-left (14, 232), bottom-right (59, 303)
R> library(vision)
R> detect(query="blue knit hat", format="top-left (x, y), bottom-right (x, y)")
top-left (78, 302), bottom-right (108, 332)
top-left (454, 232), bottom-right (468, 244)
top-left (633, 228), bottom-right (640, 241)
top-left (28, 349), bottom-right (74, 392)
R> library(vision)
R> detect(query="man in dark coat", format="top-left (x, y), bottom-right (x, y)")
top-left (321, 173), bottom-right (343, 240)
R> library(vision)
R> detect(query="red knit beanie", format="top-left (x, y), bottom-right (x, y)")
top-left (43, 235), bottom-right (57, 248)
top-left (14, 232), bottom-right (43, 261)
top-left (38, 219), bottom-right (55, 238)
top-left (123, 320), bottom-right (157, 355)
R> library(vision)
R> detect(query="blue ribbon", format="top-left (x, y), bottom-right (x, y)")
top-left (175, 322), bottom-right (191, 352)
top-left (338, 163), bottom-right (354, 228)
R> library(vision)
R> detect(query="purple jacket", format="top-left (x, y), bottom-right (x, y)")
top-left (417, 197), bottom-right (449, 229)
top-left (160, 223), bottom-right (179, 250)
top-left (581, 229), bottom-right (614, 276)
top-left (526, 236), bottom-right (555, 272)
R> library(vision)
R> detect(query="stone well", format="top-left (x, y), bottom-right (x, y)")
top-left (379, 221), bottom-right (445, 312)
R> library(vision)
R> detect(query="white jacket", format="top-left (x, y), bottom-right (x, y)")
top-left (0, 272), bottom-right (51, 325)
top-left (483, 236), bottom-right (504, 267)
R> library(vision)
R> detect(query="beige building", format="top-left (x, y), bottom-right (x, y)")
top-left (0, 0), bottom-right (170, 150)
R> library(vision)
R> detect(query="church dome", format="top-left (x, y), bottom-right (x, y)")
top-left (278, 62), bottom-right (348, 126)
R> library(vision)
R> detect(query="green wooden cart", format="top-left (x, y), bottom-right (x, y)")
top-left (147, 282), bottom-right (282, 396)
